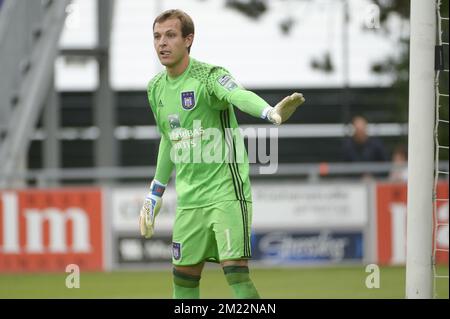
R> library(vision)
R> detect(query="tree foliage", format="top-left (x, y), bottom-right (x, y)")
top-left (225, 0), bottom-right (449, 158)
top-left (368, 0), bottom-right (448, 158)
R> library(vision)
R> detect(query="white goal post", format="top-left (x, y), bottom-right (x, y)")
top-left (405, 0), bottom-right (437, 299)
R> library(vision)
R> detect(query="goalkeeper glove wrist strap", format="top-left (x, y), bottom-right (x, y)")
top-left (150, 179), bottom-right (166, 197)
top-left (261, 106), bottom-right (274, 122)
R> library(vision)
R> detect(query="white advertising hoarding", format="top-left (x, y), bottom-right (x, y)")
top-left (111, 183), bottom-right (368, 232)
top-left (111, 186), bottom-right (177, 233)
top-left (251, 182), bottom-right (368, 229)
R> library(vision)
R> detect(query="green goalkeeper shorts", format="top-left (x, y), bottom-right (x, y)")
top-left (171, 200), bottom-right (253, 266)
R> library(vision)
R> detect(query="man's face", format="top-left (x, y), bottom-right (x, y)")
top-left (352, 117), bottom-right (368, 143)
top-left (153, 18), bottom-right (192, 68)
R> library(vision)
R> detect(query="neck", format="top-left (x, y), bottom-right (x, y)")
top-left (354, 134), bottom-right (368, 144)
top-left (167, 55), bottom-right (190, 78)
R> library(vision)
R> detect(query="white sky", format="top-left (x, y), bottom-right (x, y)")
top-left (56, 0), bottom-right (401, 91)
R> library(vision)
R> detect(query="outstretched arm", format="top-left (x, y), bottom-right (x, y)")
top-left (228, 89), bottom-right (305, 125)
top-left (209, 70), bottom-right (305, 124)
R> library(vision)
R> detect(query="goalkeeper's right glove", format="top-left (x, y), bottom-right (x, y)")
top-left (139, 179), bottom-right (166, 239)
top-left (263, 92), bottom-right (305, 125)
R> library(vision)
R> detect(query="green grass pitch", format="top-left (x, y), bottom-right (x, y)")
top-left (0, 265), bottom-right (448, 299)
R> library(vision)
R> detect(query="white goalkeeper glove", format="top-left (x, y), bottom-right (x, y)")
top-left (139, 179), bottom-right (166, 239)
top-left (263, 92), bottom-right (305, 125)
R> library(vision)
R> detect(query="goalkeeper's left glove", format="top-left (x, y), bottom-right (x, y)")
top-left (263, 92), bottom-right (305, 125)
top-left (139, 179), bottom-right (166, 239)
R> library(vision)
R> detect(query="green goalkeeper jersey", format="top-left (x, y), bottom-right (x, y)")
top-left (147, 57), bottom-right (269, 209)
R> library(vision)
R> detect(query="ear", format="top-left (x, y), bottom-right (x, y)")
top-left (185, 33), bottom-right (194, 49)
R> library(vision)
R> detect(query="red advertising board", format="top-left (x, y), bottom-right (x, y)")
top-left (0, 188), bottom-right (104, 272)
top-left (376, 181), bottom-right (449, 265)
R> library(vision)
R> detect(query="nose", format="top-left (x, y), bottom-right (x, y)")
top-left (159, 35), bottom-right (168, 47)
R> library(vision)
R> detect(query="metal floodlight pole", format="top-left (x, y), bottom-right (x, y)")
top-left (405, 0), bottom-right (436, 299)
top-left (94, 0), bottom-right (116, 170)
top-left (342, 0), bottom-right (351, 123)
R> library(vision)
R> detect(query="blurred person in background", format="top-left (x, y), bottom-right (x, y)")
top-left (138, 9), bottom-right (305, 299)
top-left (389, 144), bottom-right (408, 182)
top-left (342, 115), bottom-right (389, 178)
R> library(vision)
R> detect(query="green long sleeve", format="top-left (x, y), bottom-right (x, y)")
top-left (154, 134), bottom-right (174, 185)
top-left (226, 88), bottom-right (270, 118)
top-left (208, 67), bottom-right (270, 119)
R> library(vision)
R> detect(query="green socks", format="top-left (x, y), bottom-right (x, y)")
top-left (173, 266), bottom-right (260, 299)
top-left (223, 265), bottom-right (260, 299)
top-left (173, 268), bottom-right (201, 299)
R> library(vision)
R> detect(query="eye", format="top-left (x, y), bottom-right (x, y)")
top-left (153, 34), bottom-right (160, 40)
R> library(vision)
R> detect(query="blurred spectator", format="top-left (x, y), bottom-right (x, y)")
top-left (342, 115), bottom-right (389, 162)
top-left (389, 144), bottom-right (408, 182)
top-left (342, 115), bottom-right (389, 179)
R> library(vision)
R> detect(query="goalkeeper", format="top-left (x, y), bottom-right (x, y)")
top-left (140, 9), bottom-right (305, 299)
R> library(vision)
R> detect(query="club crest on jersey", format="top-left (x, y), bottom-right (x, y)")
top-left (172, 242), bottom-right (182, 260)
top-left (181, 91), bottom-right (196, 110)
